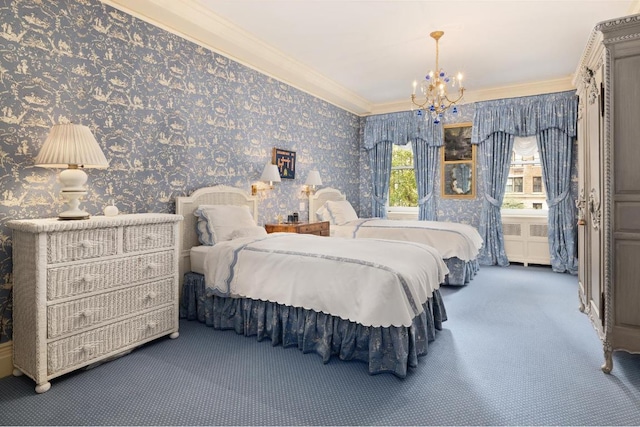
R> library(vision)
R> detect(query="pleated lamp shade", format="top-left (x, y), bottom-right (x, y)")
top-left (34, 124), bottom-right (109, 168)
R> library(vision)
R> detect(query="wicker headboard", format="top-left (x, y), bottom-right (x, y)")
top-left (308, 187), bottom-right (347, 223)
top-left (175, 185), bottom-right (258, 280)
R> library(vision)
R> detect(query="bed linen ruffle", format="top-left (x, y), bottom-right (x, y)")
top-left (180, 272), bottom-right (447, 378)
top-left (443, 258), bottom-right (479, 286)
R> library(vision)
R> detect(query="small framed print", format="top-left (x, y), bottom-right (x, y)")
top-left (441, 123), bottom-right (475, 199)
top-left (272, 147), bottom-right (296, 179)
top-left (443, 122), bottom-right (473, 161)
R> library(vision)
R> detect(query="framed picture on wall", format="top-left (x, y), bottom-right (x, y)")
top-left (443, 122), bottom-right (473, 161)
top-left (272, 147), bottom-right (296, 179)
top-left (441, 123), bottom-right (475, 198)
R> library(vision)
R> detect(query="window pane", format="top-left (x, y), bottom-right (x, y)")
top-left (533, 176), bottom-right (543, 193)
top-left (514, 177), bottom-right (523, 193)
top-left (502, 137), bottom-right (547, 211)
top-left (390, 145), bottom-right (417, 207)
top-left (389, 169), bottom-right (417, 207)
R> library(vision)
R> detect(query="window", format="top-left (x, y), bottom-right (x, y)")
top-left (506, 177), bottom-right (524, 193)
top-left (389, 144), bottom-right (417, 208)
top-left (532, 176), bottom-right (543, 193)
top-left (502, 136), bottom-right (547, 212)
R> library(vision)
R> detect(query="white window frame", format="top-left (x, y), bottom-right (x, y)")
top-left (387, 144), bottom-right (418, 217)
top-left (502, 136), bottom-right (548, 218)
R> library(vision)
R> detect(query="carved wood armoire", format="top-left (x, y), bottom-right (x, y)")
top-left (574, 14), bottom-right (640, 373)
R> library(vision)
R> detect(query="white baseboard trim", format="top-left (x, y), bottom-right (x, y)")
top-left (0, 341), bottom-right (13, 379)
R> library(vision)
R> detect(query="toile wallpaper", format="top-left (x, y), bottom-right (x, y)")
top-left (0, 0), bottom-right (362, 343)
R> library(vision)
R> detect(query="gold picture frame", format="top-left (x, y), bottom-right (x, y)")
top-left (441, 122), bottom-right (475, 198)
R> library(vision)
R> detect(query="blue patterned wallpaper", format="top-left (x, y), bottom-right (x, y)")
top-left (0, 0), bottom-right (361, 343)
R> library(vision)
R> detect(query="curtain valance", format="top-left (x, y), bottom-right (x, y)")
top-left (363, 111), bottom-right (443, 149)
top-left (471, 91), bottom-right (578, 144)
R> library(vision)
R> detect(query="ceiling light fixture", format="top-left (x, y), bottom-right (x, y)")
top-left (411, 31), bottom-right (465, 124)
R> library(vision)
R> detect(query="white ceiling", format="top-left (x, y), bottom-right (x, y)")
top-left (105, 0), bottom-right (638, 115)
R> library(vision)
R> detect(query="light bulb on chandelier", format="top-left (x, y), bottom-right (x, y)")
top-left (410, 31), bottom-right (465, 124)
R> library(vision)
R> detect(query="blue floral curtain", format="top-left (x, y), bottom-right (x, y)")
top-left (413, 140), bottom-right (440, 220)
top-left (472, 91), bottom-right (578, 270)
top-left (364, 113), bottom-right (442, 219)
top-left (368, 140), bottom-right (393, 218)
top-left (538, 128), bottom-right (578, 273)
top-left (478, 132), bottom-right (514, 266)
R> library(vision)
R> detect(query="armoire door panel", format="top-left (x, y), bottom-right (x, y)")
top-left (614, 240), bottom-right (640, 327)
top-left (614, 55), bottom-right (640, 193)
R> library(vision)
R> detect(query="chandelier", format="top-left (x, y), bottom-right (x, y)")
top-left (411, 31), bottom-right (465, 124)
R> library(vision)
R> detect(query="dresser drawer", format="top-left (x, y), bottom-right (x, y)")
top-left (47, 228), bottom-right (118, 264)
top-left (47, 250), bottom-right (175, 301)
top-left (124, 223), bottom-right (175, 253)
top-left (47, 306), bottom-right (175, 375)
top-left (47, 278), bottom-right (174, 339)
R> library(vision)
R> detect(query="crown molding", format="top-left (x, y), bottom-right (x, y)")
top-left (101, 0), bottom-right (373, 115)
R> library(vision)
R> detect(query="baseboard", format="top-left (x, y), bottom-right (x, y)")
top-left (0, 341), bottom-right (13, 378)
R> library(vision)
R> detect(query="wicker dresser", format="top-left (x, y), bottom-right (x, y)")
top-left (7, 213), bottom-right (183, 393)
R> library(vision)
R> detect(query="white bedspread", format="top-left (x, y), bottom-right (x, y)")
top-left (331, 219), bottom-right (483, 262)
top-left (203, 233), bottom-right (448, 328)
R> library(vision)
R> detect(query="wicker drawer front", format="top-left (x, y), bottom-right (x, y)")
top-left (47, 278), bottom-right (174, 339)
top-left (124, 223), bottom-right (175, 253)
top-left (47, 251), bottom-right (174, 301)
top-left (47, 228), bottom-right (118, 264)
top-left (47, 306), bottom-right (175, 375)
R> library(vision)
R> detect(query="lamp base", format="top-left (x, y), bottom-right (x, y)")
top-left (59, 190), bottom-right (90, 220)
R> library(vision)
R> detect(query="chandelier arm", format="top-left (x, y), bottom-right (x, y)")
top-left (443, 89), bottom-right (465, 105)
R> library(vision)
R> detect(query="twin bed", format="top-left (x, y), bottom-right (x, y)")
top-left (309, 187), bottom-right (483, 286)
top-left (177, 185), bottom-right (449, 377)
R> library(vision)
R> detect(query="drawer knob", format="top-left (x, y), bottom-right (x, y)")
top-left (80, 240), bottom-right (92, 248)
top-left (83, 274), bottom-right (94, 283)
top-left (147, 291), bottom-right (157, 300)
top-left (147, 322), bottom-right (157, 329)
top-left (146, 263), bottom-right (158, 270)
top-left (145, 234), bottom-right (157, 240)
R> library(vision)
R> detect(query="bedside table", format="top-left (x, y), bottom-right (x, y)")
top-left (265, 221), bottom-right (330, 236)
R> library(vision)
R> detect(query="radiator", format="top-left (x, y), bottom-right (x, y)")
top-left (502, 215), bottom-right (551, 266)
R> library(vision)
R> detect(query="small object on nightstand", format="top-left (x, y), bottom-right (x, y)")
top-left (103, 200), bottom-right (119, 217)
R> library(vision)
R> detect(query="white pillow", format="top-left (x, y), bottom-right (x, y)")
top-left (194, 205), bottom-right (256, 244)
top-left (315, 204), bottom-right (330, 222)
top-left (324, 200), bottom-right (358, 225)
top-left (228, 226), bottom-right (268, 240)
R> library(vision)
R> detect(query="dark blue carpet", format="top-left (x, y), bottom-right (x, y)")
top-left (0, 265), bottom-right (639, 426)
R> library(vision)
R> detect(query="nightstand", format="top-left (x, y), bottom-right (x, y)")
top-left (264, 221), bottom-right (330, 236)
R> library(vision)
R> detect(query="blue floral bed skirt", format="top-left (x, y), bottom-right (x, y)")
top-left (180, 272), bottom-right (447, 378)
top-left (443, 258), bottom-right (479, 286)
